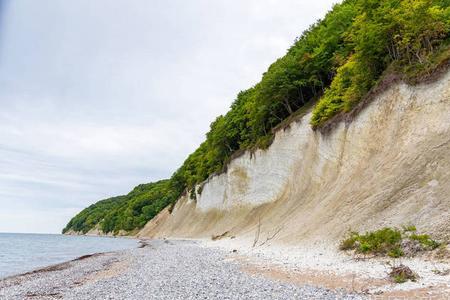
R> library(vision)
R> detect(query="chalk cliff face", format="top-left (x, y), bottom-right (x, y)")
top-left (139, 71), bottom-right (450, 244)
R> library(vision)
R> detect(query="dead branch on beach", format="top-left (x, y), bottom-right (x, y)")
top-left (253, 217), bottom-right (261, 248)
top-left (259, 225), bottom-right (284, 247)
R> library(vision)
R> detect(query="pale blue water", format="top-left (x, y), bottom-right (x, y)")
top-left (0, 233), bottom-right (138, 279)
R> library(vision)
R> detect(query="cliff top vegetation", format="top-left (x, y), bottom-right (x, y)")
top-left (64, 0), bottom-right (450, 235)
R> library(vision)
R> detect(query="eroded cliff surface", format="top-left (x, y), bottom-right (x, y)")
top-left (139, 71), bottom-right (450, 244)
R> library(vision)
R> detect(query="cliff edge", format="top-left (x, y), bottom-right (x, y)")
top-left (138, 69), bottom-right (450, 246)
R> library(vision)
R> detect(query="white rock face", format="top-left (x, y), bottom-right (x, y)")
top-left (139, 70), bottom-right (450, 242)
top-left (195, 71), bottom-right (450, 214)
top-left (197, 119), bottom-right (311, 212)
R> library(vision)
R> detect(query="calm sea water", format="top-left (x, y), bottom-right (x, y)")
top-left (0, 233), bottom-right (138, 279)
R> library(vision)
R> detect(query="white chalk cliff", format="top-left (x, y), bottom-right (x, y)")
top-left (139, 70), bottom-right (450, 245)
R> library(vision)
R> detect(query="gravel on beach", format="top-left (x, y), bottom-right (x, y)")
top-left (0, 239), bottom-right (365, 300)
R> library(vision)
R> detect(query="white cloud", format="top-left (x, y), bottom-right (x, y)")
top-left (0, 0), bottom-right (338, 233)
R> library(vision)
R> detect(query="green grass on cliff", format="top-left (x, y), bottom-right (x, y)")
top-left (63, 0), bottom-right (450, 235)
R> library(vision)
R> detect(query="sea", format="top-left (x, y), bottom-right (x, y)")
top-left (0, 232), bottom-right (138, 279)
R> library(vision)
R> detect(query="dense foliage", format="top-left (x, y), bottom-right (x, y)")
top-left (171, 0), bottom-right (450, 195)
top-left (312, 0), bottom-right (450, 125)
top-left (64, 0), bottom-right (450, 234)
top-left (62, 180), bottom-right (178, 234)
top-left (63, 195), bottom-right (127, 234)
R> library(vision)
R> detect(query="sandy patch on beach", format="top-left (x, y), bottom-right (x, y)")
top-left (80, 256), bottom-right (131, 285)
top-left (203, 237), bottom-right (450, 299)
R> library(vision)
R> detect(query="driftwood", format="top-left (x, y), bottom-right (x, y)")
top-left (252, 217), bottom-right (261, 248)
top-left (258, 226), bottom-right (284, 247)
top-left (252, 215), bottom-right (283, 248)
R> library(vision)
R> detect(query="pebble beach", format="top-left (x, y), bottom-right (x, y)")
top-left (0, 239), bottom-right (364, 300)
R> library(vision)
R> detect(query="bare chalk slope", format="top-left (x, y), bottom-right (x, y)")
top-left (139, 70), bottom-right (450, 245)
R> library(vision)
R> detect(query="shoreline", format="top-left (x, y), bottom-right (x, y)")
top-left (0, 239), bottom-right (364, 300)
top-left (1, 238), bottom-right (448, 299)
top-left (0, 238), bottom-right (147, 282)
top-left (0, 252), bottom-right (106, 282)
top-left (0, 233), bottom-right (139, 281)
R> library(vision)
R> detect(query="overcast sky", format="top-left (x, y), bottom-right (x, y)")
top-left (0, 0), bottom-right (337, 233)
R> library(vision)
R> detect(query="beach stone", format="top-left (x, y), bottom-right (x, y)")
top-left (0, 240), bottom-right (365, 300)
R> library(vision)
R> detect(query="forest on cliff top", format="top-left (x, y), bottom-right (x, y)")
top-left (64, 0), bottom-right (450, 235)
